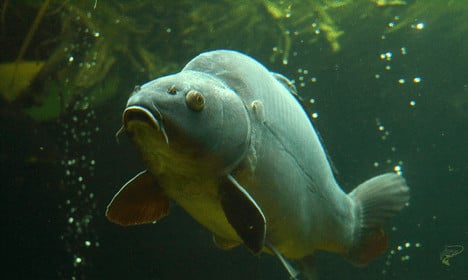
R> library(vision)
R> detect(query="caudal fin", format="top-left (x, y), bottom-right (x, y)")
top-left (346, 173), bottom-right (410, 266)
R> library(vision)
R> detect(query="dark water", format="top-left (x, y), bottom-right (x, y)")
top-left (1, 1), bottom-right (467, 279)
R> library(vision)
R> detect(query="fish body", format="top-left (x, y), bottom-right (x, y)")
top-left (107, 50), bottom-right (410, 278)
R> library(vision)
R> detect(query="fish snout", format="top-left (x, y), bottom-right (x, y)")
top-left (122, 105), bottom-right (170, 144)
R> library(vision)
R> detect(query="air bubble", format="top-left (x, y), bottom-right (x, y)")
top-left (401, 255), bottom-right (410, 261)
top-left (394, 165), bottom-right (402, 175)
top-left (400, 47), bottom-right (407, 55)
top-left (380, 52), bottom-right (392, 61)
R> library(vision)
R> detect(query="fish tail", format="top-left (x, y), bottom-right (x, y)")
top-left (346, 173), bottom-right (410, 266)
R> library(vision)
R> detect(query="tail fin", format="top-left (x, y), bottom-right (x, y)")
top-left (346, 173), bottom-right (410, 266)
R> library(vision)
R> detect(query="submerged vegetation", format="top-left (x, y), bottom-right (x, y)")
top-left (0, 0), bottom-right (466, 120)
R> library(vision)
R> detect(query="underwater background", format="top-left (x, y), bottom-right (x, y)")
top-left (1, 0), bottom-right (467, 279)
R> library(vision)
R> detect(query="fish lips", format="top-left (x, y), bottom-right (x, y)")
top-left (124, 106), bottom-right (161, 130)
top-left (120, 105), bottom-right (169, 143)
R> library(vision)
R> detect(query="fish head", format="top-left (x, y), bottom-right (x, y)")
top-left (121, 70), bottom-right (251, 173)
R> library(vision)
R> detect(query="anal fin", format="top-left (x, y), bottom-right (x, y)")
top-left (347, 227), bottom-right (388, 266)
top-left (106, 170), bottom-right (170, 226)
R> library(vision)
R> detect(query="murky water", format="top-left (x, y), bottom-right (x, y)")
top-left (1, 1), bottom-right (466, 279)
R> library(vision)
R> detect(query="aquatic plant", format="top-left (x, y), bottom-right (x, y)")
top-left (1, 0), bottom-right (466, 120)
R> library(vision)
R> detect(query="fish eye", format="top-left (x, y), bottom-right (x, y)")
top-left (185, 90), bottom-right (205, 111)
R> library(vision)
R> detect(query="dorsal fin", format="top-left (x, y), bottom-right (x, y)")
top-left (271, 72), bottom-right (299, 97)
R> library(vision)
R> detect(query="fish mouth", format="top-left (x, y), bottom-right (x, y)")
top-left (116, 106), bottom-right (169, 144)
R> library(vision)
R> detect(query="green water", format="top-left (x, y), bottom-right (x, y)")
top-left (1, 1), bottom-right (466, 279)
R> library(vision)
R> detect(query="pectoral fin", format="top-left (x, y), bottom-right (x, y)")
top-left (219, 174), bottom-right (266, 255)
top-left (106, 170), bottom-right (170, 226)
